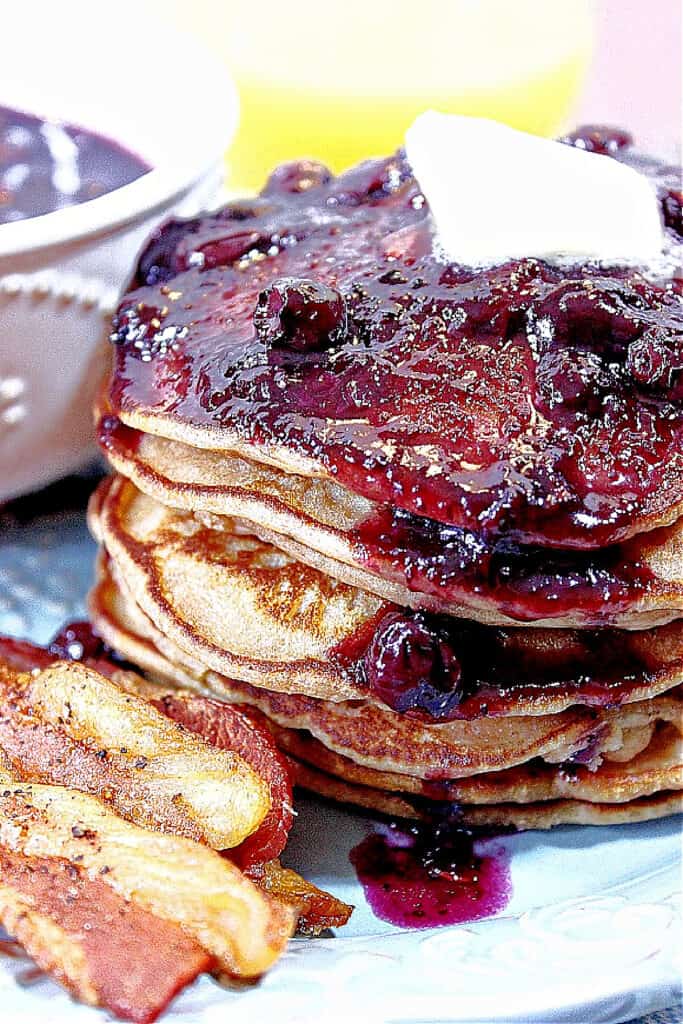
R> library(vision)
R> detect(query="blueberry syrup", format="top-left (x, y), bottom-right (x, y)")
top-left (330, 605), bottom-right (676, 721)
top-left (109, 130), bottom-right (683, 551)
top-left (0, 105), bottom-right (149, 224)
top-left (350, 815), bottom-right (511, 929)
top-left (353, 505), bottom-right (660, 626)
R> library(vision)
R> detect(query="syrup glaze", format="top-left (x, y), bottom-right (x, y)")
top-left (353, 505), bottom-right (661, 624)
top-left (109, 130), bottom-right (682, 551)
top-left (0, 105), bottom-right (149, 224)
top-left (349, 814), bottom-right (511, 928)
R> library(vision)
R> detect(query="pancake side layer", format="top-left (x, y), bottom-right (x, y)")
top-left (88, 561), bottom-right (683, 782)
top-left (99, 413), bottom-right (683, 630)
top-left (90, 476), bottom-right (683, 716)
top-left (291, 760), bottom-right (683, 829)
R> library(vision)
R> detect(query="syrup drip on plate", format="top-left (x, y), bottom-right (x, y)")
top-left (350, 814), bottom-right (511, 928)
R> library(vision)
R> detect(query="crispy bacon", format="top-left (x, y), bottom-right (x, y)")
top-left (0, 846), bottom-right (211, 1024)
top-left (246, 859), bottom-right (353, 935)
top-left (154, 694), bottom-right (294, 867)
top-left (0, 660), bottom-right (270, 851)
top-left (0, 636), bottom-right (296, 863)
top-left (0, 769), bottom-right (296, 977)
top-left (0, 636), bottom-right (55, 673)
top-left (0, 631), bottom-right (351, 1010)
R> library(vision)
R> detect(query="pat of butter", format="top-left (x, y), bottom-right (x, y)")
top-left (404, 112), bottom-right (664, 267)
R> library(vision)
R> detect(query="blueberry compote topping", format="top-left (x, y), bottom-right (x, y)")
top-left (48, 621), bottom-right (107, 662)
top-left (109, 130), bottom-right (683, 550)
top-left (350, 813), bottom-right (511, 929)
top-left (0, 106), bottom-right (149, 225)
top-left (353, 505), bottom-right (661, 625)
top-left (333, 607), bottom-right (670, 721)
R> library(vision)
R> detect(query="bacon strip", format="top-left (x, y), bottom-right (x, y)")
top-left (0, 635), bottom-right (350, 954)
top-left (154, 694), bottom-right (294, 866)
top-left (246, 859), bottom-right (353, 935)
top-left (0, 636), bottom-right (56, 673)
top-left (0, 660), bottom-right (269, 851)
top-left (105, 687), bottom-right (350, 931)
top-left (0, 769), bottom-right (296, 978)
top-left (0, 637), bottom-right (298, 864)
top-left (0, 847), bottom-right (211, 1024)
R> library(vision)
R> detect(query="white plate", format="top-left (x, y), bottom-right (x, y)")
top-left (0, 506), bottom-right (680, 1024)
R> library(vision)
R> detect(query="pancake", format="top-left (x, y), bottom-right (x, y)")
top-left (90, 475), bottom-right (683, 716)
top-left (88, 560), bottom-right (683, 782)
top-left (99, 410), bottom-right (683, 630)
top-left (291, 759), bottom-right (683, 830)
top-left (89, 475), bottom-right (381, 702)
top-left (273, 722), bottom-right (683, 806)
top-left (106, 144), bottom-right (683, 552)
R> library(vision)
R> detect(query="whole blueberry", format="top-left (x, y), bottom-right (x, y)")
top-left (364, 611), bottom-right (463, 720)
top-left (536, 348), bottom-right (605, 409)
top-left (254, 277), bottom-right (347, 352)
top-left (49, 621), bottom-right (105, 662)
top-left (627, 326), bottom-right (683, 398)
top-left (135, 217), bottom-right (200, 286)
top-left (561, 125), bottom-right (633, 156)
top-left (662, 188), bottom-right (682, 237)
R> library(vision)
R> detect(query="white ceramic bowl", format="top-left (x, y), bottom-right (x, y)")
top-left (0, 3), bottom-right (238, 502)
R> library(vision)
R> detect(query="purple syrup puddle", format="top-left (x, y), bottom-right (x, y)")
top-left (350, 815), bottom-right (511, 929)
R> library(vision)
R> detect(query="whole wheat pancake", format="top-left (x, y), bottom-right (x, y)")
top-left (273, 722), bottom-right (683, 806)
top-left (87, 561), bottom-right (683, 781)
top-left (90, 475), bottom-right (381, 702)
top-left (90, 476), bottom-right (683, 717)
top-left (99, 412), bottom-right (683, 630)
top-left (106, 143), bottom-right (683, 552)
top-left (292, 759), bottom-right (683, 830)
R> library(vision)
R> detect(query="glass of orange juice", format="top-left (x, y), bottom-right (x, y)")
top-left (143, 0), bottom-right (594, 193)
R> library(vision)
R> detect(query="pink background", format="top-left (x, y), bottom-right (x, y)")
top-left (578, 0), bottom-right (681, 156)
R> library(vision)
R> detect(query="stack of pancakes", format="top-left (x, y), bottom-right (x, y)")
top-left (90, 135), bottom-right (683, 829)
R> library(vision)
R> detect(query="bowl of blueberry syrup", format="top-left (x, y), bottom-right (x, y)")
top-left (0, 3), bottom-right (237, 502)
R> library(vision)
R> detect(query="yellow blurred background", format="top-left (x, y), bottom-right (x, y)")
top-left (144, 0), bottom-right (595, 192)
